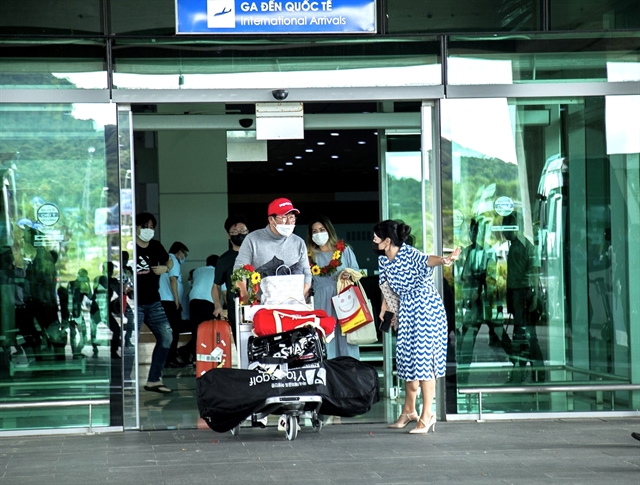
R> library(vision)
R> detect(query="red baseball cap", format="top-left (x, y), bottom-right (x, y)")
top-left (267, 198), bottom-right (300, 216)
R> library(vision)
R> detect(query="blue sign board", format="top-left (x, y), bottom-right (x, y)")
top-left (176, 0), bottom-right (376, 34)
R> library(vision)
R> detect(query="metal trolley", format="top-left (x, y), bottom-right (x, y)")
top-left (233, 298), bottom-right (324, 441)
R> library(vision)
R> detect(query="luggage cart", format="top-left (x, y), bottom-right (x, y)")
top-left (233, 298), bottom-right (324, 440)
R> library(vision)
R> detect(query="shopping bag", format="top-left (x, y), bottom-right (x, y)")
top-left (346, 283), bottom-right (377, 345)
top-left (260, 265), bottom-right (305, 305)
top-left (332, 284), bottom-right (374, 334)
top-left (346, 320), bottom-right (377, 345)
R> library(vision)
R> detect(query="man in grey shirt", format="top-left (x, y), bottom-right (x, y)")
top-left (234, 198), bottom-right (311, 303)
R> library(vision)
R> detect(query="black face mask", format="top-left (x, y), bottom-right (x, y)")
top-left (372, 243), bottom-right (386, 256)
top-left (230, 234), bottom-right (246, 247)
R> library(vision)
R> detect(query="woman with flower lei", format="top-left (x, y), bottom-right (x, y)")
top-left (306, 215), bottom-right (361, 359)
top-left (230, 264), bottom-right (261, 305)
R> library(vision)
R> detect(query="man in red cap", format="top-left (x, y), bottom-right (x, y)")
top-left (234, 198), bottom-right (311, 302)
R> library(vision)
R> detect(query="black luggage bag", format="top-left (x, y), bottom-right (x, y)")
top-left (196, 356), bottom-right (379, 433)
top-left (248, 326), bottom-right (324, 368)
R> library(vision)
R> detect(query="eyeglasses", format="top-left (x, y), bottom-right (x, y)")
top-left (229, 230), bottom-right (249, 236)
top-left (274, 214), bottom-right (297, 223)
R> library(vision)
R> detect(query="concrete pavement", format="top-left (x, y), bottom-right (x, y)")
top-left (1, 418), bottom-right (639, 484)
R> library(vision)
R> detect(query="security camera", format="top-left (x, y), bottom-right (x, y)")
top-left (271, 89), bottom-right (289, 101)
top-left (239, 118), bottom-right (253, 129)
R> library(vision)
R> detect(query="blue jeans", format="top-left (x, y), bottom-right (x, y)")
top-left (136, 301), bottom-right (173, 383)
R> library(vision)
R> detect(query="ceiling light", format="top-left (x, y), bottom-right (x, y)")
top-left (317, 141), bottom-right (325, 145)
top-left (305, 149), bottom-right (313, 153)
top-left (330, 132), bottom-right (339, 136)
top-left (358, 141), bottom-right (366, 145)
top-left (295, 155), bottom-right (302, 159)
top-left (331, 155), bottom-right (339, 159)
top-left (285, 162), bottom-right (293, 166)
top-left (373, 131), bottom-right (378, 135)
top-left (277, 168), bottom-right (284, 171)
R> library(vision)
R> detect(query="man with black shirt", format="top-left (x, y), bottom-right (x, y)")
top-left (134, 212), bottom-right (174, 394)
top-left (213, 214), bottom-right (249, 339)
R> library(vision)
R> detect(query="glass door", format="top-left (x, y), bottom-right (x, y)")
top-left (0, 102), bottom-right (122, 432)
top-left (441, 96), bottom-right (639, 416)
top-left (379, 101), bottom-right (437, 406)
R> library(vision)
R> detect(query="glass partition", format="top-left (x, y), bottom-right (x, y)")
top-left (0, 40), bottom-right (108, 90)
top-left (550, 0), bottom-right (640, 31)
top-left (0, 0), bottom-right (103, 35)
top-left (112, 38), bottom-right (441, 89)
top-left (442, 96), bottom-right (640, 414)
top-left (448, 33), bottom-right (640, 84)
top-left (387, 0), bottom-right (540, 33)
top-left (0, 103), bottom-right (122, 431)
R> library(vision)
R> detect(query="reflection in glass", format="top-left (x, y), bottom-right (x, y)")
top-left (442, 97), bottom-right (639, 414)
top-left (0, 103), bottom-right (119, 431)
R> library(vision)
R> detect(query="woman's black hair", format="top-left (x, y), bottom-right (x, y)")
top-left (373, 220), bottom-right (412, 247)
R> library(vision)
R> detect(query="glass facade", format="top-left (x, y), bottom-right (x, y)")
top-left (0, 103), bottom-right (123, 431)
top-left (442, 96), bottom-right (640, 414)
top-left (111, 38), bottom-right (441, 90)
top-left (0, 40), bottom-right (108, 90)
top-left (1, 2), bottom-right (639, 434)
top-left (448, 33), bottom-right (640, 84)
top-left (387, 0), bottom-right (540, 33)
top-left (550, 0), bottom-right (640, 30)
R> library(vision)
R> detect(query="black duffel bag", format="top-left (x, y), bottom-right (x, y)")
top-left (196, 357), bottom-right (379, 433)
top-left (319, 357), bottom-right (380, 417)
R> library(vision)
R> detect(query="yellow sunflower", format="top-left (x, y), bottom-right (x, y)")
top-left (332, 250), bottom-right (341, 260)
top-left (250, 272), bottom-right (261, 285)
top-left (311, 265), bottom-right (321, 275)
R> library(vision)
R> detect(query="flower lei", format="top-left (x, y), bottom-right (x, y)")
top-left (309, 240), bottom-right (346, 277)
top-left (230, 264), bottom-right (261, 305)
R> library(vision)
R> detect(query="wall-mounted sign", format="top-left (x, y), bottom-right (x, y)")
top-left (36, 203), bottom-right (60, 226)
top-left (176, 0), bottom-right (376, 34)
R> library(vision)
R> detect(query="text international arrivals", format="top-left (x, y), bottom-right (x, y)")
top-left (240, 15), bottom-right (346, 25)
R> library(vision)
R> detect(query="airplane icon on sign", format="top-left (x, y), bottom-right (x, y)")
top-left (214, 7), bottom-right (232, 16)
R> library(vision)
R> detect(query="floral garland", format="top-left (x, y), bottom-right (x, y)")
top-left (230, 264), bottom-right (261, 305)
top-left (309, 240), bottom-right (346, 277)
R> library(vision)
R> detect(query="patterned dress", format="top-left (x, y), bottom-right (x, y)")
top-left (378, 244), bottom-right (448, 381)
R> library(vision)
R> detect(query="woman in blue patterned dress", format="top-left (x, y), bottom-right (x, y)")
top-left (374, 220), bottom-right (460, 434)
top-left (307, 215), bottom-right (361, 359)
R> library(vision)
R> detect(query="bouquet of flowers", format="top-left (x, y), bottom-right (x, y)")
top-left (231, 264), bottom-right (261, 305)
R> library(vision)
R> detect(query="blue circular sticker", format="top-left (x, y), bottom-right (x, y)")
top-left (494, 196), bottom-right (514, 216)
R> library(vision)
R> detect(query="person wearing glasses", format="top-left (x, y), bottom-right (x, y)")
top-left (213, 214), bottom-right (249, 337)
top-left (233, 198), bottom-right (312, 303)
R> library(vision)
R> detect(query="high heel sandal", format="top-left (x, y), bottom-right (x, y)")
top-left (409, 414), bottom-right (436, 434)
top-left (387, 412), bottom-right (419, 429)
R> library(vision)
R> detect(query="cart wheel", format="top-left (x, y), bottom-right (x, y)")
top-left (230, 424), bottom-right (240, 436)
top-left (285, 415), bottom-right (298, 441)
top-left (311, 413), bottom-right (323, 432)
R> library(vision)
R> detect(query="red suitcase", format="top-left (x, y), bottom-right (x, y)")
top-left (196, 320), bottom-right (232, 378)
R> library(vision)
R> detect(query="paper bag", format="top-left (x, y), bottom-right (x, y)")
top-left (331, 284), bottom-right (374, 334)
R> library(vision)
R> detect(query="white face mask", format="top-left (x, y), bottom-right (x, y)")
top-left (139, 228), bottom-right (154, 242)
top-left (275, 224), bottom-right (295, 238)
top-left (312, 232), bottom-right (329, 246)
